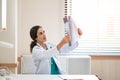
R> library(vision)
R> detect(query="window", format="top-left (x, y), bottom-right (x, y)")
top-left (65, 0), bottom-right (120, 55)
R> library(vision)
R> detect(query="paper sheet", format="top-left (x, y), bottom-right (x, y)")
top-left (58, 75), bottom-right (99, 80)
top-left (64, 17), bottom-right (79, 46)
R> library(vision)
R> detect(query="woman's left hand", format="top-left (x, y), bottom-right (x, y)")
top-left (77, 28), bottom-right (82, 36)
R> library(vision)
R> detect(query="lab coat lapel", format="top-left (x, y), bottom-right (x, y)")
top-left (52, 57), bottom-right (62, 72)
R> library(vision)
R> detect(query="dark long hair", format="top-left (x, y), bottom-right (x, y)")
top-left (30, 25), bottom-right (42, 53)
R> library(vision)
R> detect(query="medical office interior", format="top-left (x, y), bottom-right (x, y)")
top-left (0, 0), bottom-right (120, 80)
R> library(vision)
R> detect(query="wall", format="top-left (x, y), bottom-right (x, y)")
top-left (0, 0), bottom-right (17, 73)
top-left (0, 0), bottom-right (17, 64)
top-left (18, 0), bottom-right (64, 56)
top-left (91, 56), bottom-right (120, 80)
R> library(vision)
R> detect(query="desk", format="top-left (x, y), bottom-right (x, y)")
top-left (3, 75), bottom-right (99, 80)
top-left (58, 75), bottom-right (99, 80)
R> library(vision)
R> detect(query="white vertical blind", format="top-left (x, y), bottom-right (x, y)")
top-left (65, 0), bottom-right (120, 55)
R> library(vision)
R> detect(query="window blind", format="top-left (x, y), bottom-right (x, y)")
top-left (64, 0), bottom-right (72, 16)
top-left (64, 0), bottom-right (120, 55)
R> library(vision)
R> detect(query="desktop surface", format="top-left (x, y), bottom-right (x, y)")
top-left (4, 75), bottom-right (99, 80)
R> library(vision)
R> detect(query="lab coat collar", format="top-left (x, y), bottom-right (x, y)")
top-left (36, 42), bottom-right (48, 50)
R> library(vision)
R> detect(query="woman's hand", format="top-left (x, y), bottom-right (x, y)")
top-left (62, 34), bottom-right (70, 44)
top-left (77, 28), bottom-right (82, 36)
top-left (57, 34), bottom-right (70, 50)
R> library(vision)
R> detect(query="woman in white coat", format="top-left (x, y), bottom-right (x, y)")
top-left (30, 17), bottom-right (82, 74)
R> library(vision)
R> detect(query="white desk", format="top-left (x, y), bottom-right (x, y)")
top-left (3, 75), bottom-right (99, 80)
top-left (58, 75), bottom-right (99, 80)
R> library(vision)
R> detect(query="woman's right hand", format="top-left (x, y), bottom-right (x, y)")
top-left (62, 34), bottom-right (70, 44)
top-left (57, 34), bottom-right (70, 50)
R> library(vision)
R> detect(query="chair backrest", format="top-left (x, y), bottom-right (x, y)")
top-left (21, 55), bottom-right (36, 74)
top-left (58, 55), bottom-right (91, 74)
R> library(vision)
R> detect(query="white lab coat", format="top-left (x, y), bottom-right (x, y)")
top-left (32, 17), bottom-right (80, 74)
top-left (32, 42), bottom-right (61, 74)
top-left (32, 42), bottom-right (78, 74)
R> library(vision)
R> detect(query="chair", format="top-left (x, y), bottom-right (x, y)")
top-left (21, 55), bottom-right (36, 74)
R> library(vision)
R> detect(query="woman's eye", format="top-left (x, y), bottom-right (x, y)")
top-left (39, 32), bottom-right (43, 35)
top-left (39, 31), bottom-right (45, 35)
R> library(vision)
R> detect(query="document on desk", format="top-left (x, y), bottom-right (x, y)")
top-left (58, 75), bottom-right (99, 80)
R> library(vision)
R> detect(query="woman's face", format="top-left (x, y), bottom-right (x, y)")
top-left (36, 28), bottom-right (47, 43)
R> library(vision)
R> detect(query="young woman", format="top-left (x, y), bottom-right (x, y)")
top-left (30, 17), bottom-right (82, 74)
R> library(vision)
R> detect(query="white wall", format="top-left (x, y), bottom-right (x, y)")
top-left (18, 0), bottom-right (65, 56)
top-left (0, 0), bottom-right (17, 63)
